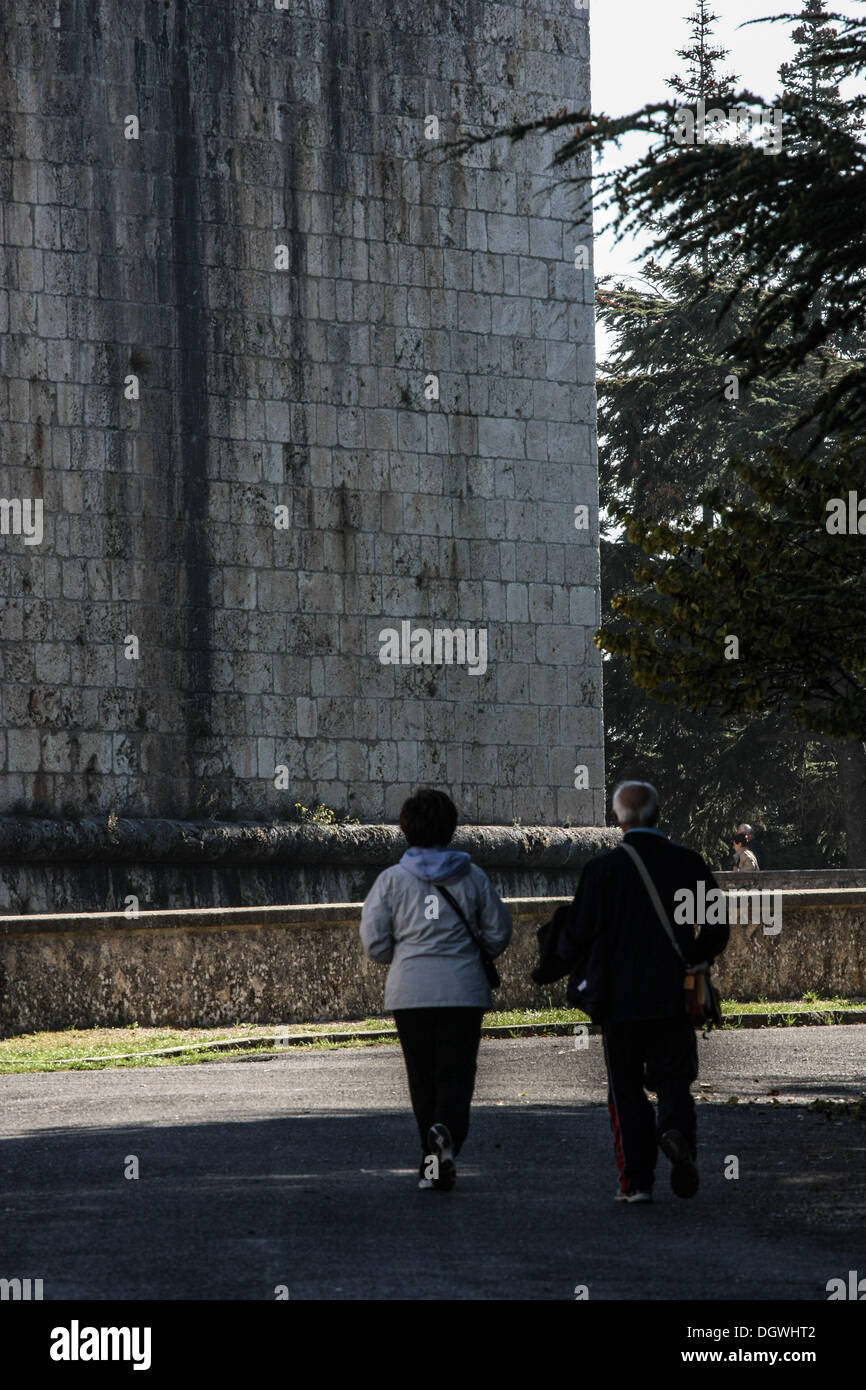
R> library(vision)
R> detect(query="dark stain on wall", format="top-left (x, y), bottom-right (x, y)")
top-left (168, 1), bottom-right (213, 807)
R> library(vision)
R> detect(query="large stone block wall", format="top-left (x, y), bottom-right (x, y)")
top-left (0, 0), bottom-right (602, 827)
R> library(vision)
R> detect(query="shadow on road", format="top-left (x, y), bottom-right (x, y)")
top-left (2, 1101), bottom-right (864, 1300)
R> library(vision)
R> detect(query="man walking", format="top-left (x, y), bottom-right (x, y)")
top-left (535, 781), bottom-right (728, 1204)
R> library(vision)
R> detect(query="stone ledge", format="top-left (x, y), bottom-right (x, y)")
top-left (1, 887), bottom-right (863, 936)
top-left (716, 870), bottom-right (866, 888)
top-left (0, 816), bottom-right (616, 867)
top-left (0, 898), bottom-right (570, 936)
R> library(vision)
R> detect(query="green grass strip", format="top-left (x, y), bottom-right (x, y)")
top-left (1, 999), bottom-right (864, 1072)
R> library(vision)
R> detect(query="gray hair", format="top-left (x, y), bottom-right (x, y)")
top-left (612, 780), bottom-right (659, 827)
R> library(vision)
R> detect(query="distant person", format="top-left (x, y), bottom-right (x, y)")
top-left (360, 789), bottom-right (512, 1192)
top-left (533, 781), bottom-right (728, 1205)
top-left (736, 822), bottom-right (762, 868)
top-left (732, 833), bottom-right (759, 872)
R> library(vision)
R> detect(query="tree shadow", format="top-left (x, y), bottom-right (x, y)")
top-left (1, 1101), bottom-right (864, 1300)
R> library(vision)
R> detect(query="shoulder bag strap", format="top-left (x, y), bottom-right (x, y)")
top-left (434, 881), bottom-right (482, 951)
top-left (619, 842), bottom-right (685, 963)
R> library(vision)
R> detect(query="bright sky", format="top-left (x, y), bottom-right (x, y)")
top-left (589, 1), bottom-right (846, 291)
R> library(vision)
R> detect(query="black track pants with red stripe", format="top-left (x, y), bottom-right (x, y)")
top-left (602, 1016), bottom-right (698, 1193)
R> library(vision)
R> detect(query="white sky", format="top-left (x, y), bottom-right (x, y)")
top-left (588, 1), bottom-right (846, 294)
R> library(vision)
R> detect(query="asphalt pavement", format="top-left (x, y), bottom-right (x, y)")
top-left (1, 1027), bottom-right (864, 1300)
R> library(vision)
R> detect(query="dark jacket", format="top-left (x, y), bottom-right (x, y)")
top-left (537, 830), bottom-right (728, 1024)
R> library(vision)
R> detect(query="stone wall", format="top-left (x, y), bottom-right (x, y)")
top-left (0, 815), bottom-right (619, 913)
top-left (2, 812), bottom-right (863, 915)
top-left (0, 0), bottom-right (602, 827)
top-left (2, 888), bottom-right (864, 1035)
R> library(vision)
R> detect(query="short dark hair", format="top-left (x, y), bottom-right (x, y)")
top-left (732, 834), bottom-right (746, 847)
top-left (399, 789), bottom-right (458, 847)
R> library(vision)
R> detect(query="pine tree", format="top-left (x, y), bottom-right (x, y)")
top-left (666, 2), bottom-right (741, 276)
top-left (666, 0), bottom-right (739, 106)
top-left (590, 6), bottom-right (866, 862)
top-left (780, 0), bottom-right (847, 114)
top-left (597, 260), bottom-right (827, 521)
top-left (596, 2), bottom-right (852, 866)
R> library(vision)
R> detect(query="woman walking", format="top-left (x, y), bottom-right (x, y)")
top-left (360, 788), bottom-right (512, 1191)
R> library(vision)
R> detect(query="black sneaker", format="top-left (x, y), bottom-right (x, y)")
top-left (426, 1123), bottom-right (457, 1191)
top-left (659, 1130), bottom-right (699, 1198)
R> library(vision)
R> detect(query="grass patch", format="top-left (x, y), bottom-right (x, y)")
top-left (723, 995), bottom-right (860, 1014)
top-left (0, 1019), bottom-right (398, 1073)
top-left (487, 1007), bottom-right (590, 1027)
top-left (1, 998), bottom-right (864, 1073)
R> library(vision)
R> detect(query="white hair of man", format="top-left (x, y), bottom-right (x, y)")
top-left (612, 780), bottom-right (660, 828)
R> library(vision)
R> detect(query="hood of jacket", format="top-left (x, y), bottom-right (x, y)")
top-left (399, 847), bottom-right (472, 883)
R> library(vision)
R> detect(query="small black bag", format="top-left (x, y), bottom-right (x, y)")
top-left (435, 882), bottom-right (501, 990)
top-left (533, 907), bottom-right (605, 1020)
top-left (532, 912), bottom-right (571, 984)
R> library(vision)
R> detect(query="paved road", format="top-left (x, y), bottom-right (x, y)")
top-left (1, 1028), bottom-right (864, 1300)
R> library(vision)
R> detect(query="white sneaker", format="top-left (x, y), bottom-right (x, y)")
top-left (614, 1188), bottom-right (653, 1204)
top-left (426, 1123), bottom-right (457, 1191)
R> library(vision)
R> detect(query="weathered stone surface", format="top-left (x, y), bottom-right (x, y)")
top-left (0, 815), bottom-right (618, 912)
top-left (3, 814), bottom-right (866, 915)
top-left (0, 0), bottom-right (602, 827)
top-left (1, 888), bottom-right (863, 1036)
top-left (711, 896), bottom-right (866, 1002)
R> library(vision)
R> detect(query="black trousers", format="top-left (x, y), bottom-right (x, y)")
top-left (602, 1016), bottom-right (698, 1193)
top-left (393, 1007), bottom-right (485, 1156)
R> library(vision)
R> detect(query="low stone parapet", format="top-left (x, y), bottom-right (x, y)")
top-left (1, 887), bottom-right (863, 1036)
top-left (0, 817), bottom-right (619, 914)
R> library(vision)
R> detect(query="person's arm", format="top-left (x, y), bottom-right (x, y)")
top-left (475, 872), bottom-right (513, 959)
top-left (359, 872), bottom-right (395, 963)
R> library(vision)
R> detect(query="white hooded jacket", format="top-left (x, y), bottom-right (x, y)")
top-left (360, 847), bottom-right (513, 1010)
